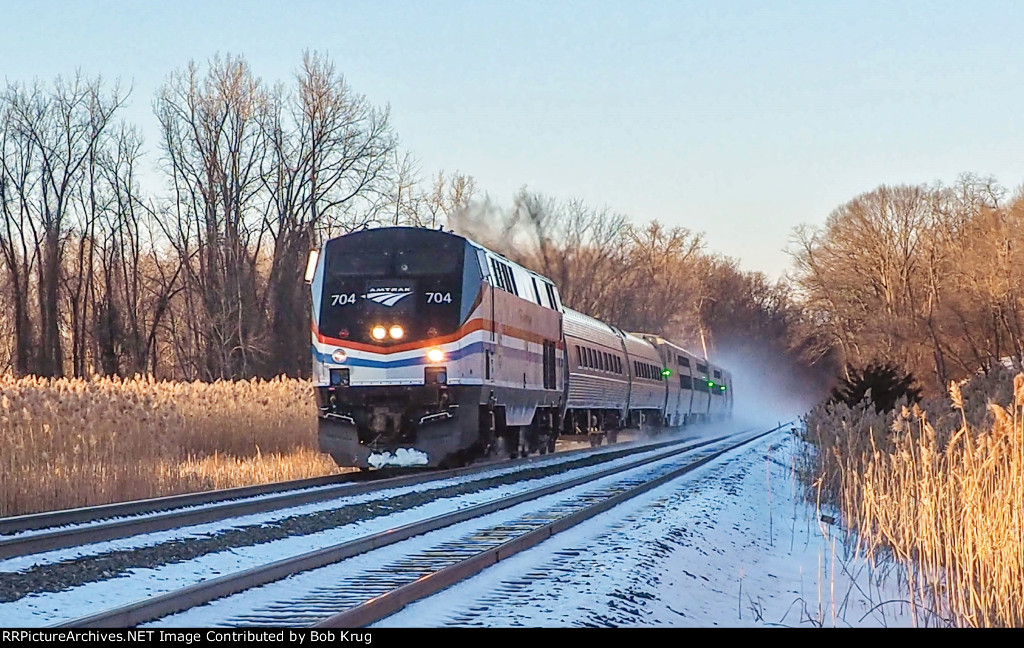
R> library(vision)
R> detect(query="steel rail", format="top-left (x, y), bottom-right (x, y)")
top-left (0, 434), bottom-right (692, 560)
top-left (56, 429), bottom-right (756, 629)
top-left (318, 422), bottom-right (790, 628)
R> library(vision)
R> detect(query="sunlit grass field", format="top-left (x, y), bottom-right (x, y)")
top-left (0, 376), bottom-right (344, 517)
top-left (803, 370), bottom-right (1024, 627)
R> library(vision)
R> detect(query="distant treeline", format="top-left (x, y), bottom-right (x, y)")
top-left (792, 175), bottom-right (1024, 393)
top-left (3, 53), bottom-right (1013, 397)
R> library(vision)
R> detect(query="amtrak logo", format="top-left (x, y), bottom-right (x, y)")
top-left (363, 287), bottom-right (412, 307)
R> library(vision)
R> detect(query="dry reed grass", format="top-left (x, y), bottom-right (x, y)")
top-left (802, 368), bottom-right (1024, 627)
top-left (0, 375), bottom-right (343, 517)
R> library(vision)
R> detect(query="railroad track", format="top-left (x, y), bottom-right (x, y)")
top-left (0, 432), bottom-right (694, 561)
top-left (51, 422), bottom-right (790, 628)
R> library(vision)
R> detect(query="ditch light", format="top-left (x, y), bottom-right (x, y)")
top-left (303, 249), bottom-right (319, 283)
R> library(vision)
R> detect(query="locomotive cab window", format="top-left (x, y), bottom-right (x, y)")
top-left (318, 229), bottom-right (470, 346)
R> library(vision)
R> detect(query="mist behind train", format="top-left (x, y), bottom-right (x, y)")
top-left (714, 344), bottom-right (823, 431)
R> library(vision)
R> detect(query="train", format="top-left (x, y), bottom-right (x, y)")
top-left (308, 226), bottom-right (733, 469)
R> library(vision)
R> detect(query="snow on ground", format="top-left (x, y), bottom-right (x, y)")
top-left (377, 429), bottom-right (917, 628)
top-left (0, 436), bottom-right (712, 626)
top-left (1, 425), bottom-right (922, 628)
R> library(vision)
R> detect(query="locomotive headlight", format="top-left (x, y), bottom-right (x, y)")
top-left (389, 325), bottom-right (405, 340)
top-left (371, 325), bottom-right (388, 340)
top-left (427, 348), bottom-right (445, 363)
top-left (331, 348), bottom-right (347, 363)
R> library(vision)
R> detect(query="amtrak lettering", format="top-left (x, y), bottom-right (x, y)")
top-left (362, 287), bottom-right (413, 307)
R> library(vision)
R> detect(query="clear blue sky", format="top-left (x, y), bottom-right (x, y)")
top-left (3, 0), bottom-right (1023, 278)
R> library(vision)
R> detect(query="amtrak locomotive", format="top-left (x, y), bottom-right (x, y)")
top-left (309, 227), bottom-right (732, 469)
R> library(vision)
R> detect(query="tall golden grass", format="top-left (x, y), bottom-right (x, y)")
top-left (0, 375), bottom-right (342, 517)
top-left (803, 369), bottom-right (1024, 627)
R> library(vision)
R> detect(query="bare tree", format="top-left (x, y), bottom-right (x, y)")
top-left (156, 54), bottom-right (270, 379)
top-left (0, 74), bottom-right (124, 377)
top-left (424, 170), bottom-right (476, 229)
top-left (259, 51), bottom-right (398, 377)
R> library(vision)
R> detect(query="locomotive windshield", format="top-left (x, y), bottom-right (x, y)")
top-left (318, 228), bottom-right (479, 345)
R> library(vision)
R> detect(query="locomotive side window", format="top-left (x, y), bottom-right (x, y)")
top-left (488, 258), bottom-right (502, 290)
top-left (489, 258), bottom-right (519, 295)
top-left (501, 261), bottom-right (511, 292)
top-left (544, 282), bottom-right (558, 310)
top-left (678, 355), bottom-right (690, 367)
top-left (503, 263), bottom-right (519, 295)
top-left (713, 369), bottom-right (722, 379)
top-left (576, 345), bottom-right (583, 368)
